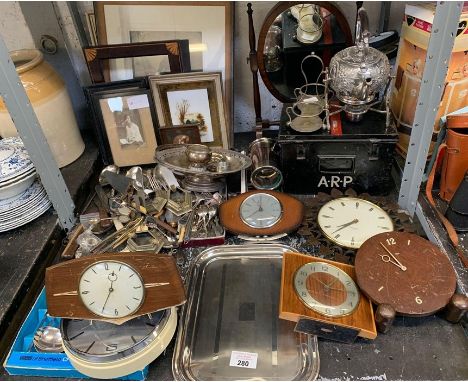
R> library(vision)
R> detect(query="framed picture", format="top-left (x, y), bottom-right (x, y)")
top-left (94, 1), bottom-right (233, 133)
top-left (159, 124), bottom-right (201, 145)
top-left (85, 81), bottom-right (160, 166)
top-left (149, 72), bottom-right (229, 148)
top-left (85, 12), bottom-right (98, 46)
top-left (83, 40), bottom-right (191, 83)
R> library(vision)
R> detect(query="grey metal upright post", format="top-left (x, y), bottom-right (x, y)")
top-left (398, 1), bottom-right (463, 216)
top-left (0, 37), bottom-right (75, 230)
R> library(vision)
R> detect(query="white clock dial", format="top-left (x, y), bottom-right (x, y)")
top-left (239, 193), bottom-right (282, 228)
top-left (78, 261), bottom-right (145, 319)
top-left (317, 197), bottom-right (393, 249)
top-left (294, 262), bottom-right (360, 317)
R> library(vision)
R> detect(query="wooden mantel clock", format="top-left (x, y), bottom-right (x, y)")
top-left (45, 252), bottom-right (186, 324)
top-left (218, 190), bottom-right (304, 236)
top-left (279, 251), bottom-right (377, 343)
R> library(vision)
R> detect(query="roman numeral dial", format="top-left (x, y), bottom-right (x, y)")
top-left (317, 197), bottom-right (394, 249)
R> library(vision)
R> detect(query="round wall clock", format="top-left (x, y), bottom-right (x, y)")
top-left (355, 232), bottom-right (457, 316)
top-left (317, 197), bottom-right (393, 249)
top-left (61, 307), bottom-right (177, 379)
top-left (294, 261), bottom-right (360, 317)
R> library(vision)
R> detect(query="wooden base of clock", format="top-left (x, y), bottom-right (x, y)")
top-left (46, 252), bottom-right (185, 324)
top-left (279, 252), bottom-right (377, 342)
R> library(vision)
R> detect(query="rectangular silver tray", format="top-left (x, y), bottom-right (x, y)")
top-left (172, 244), bottom-right (320, 381)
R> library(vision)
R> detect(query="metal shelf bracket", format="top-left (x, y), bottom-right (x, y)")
top-left (398, 1), bottom-right (463, 216)
top-left (0, 36), bottom-right (76, 231)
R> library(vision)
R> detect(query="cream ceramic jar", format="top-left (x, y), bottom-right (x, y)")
top-left (0, 49), bottom-right (84, 167)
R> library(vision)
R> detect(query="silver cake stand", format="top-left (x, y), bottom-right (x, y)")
top-left (155, 144), bottom-right (252, 192)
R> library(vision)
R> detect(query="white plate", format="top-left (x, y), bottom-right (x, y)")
top-left (0, 180), bottom-right (45, 213)
top-left (0, 201), bottom-right (51, 231)
top-left (0, 193), bottom-right (49, 221)
top-left (0, 168), bottom-right (36, 187)
top-left (0, 137), bottom-right (33, 182)
top-left (0, 173), bottom-right (36, 200)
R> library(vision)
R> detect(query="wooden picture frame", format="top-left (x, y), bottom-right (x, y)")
top-left (149, 72), bottom-right (229, 149)
top-left (94, 1), bottom-right (233, 137)
top-left (85, 79), bottom-right (160, 166)
top-left (83, 40), bottom-right (191, 83)
top-left (159, 124), bottom-right (201, 145)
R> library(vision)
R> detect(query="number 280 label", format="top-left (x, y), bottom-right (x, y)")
top-left (229, 351), bottom-right (258, 369)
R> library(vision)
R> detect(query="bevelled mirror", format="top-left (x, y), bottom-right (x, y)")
top-left (256, 2), bottom-right (353, 103)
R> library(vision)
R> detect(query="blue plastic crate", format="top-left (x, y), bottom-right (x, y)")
top-left (3, 288), bottom-right (148, 380)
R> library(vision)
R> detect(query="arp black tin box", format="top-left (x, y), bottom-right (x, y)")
top-left (277, 107), bottom-right (398, 195)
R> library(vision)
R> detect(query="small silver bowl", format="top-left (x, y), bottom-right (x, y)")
top-left (186, 144), bottom-right (212, 165)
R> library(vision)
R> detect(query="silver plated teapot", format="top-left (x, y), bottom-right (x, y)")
top-left (329, 7), bottom-right (390, 121)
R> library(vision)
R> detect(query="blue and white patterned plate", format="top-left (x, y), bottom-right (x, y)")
top-left (0, 191), bottom-right (47, 219)
top-left (0, 137), bottom-right (34, 183)
top-left (0, 180), bottom-right (44, 213)
top-left (0, 199), bottom-right (51, 232)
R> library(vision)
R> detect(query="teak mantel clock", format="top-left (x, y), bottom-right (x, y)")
top-left (279, 251), bottom-right (377, 343)
top-left (46, 252), bottom-right (186, 324)
top-left (219, 190), bottom-right (304, 236)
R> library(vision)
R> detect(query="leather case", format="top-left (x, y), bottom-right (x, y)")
top-left (440, 114), bottom-right (468, 202)
top-left (445, 171), bottom-right (468, 232)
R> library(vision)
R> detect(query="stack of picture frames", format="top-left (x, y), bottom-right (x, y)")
top-left (83, 1), bottom-right (234, 168)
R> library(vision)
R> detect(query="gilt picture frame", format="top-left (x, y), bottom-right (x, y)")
top-left (149, 72), bottom-right (229, 149)
top-left (159, 124), bottom-right (201, 145)
top-left (94, 1), bottom-right (233, 135)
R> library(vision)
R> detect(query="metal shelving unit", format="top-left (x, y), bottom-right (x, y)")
top-left (0, 1), bottom-right (465, 282)
top-left (0, 37), bottom-right (75, 231)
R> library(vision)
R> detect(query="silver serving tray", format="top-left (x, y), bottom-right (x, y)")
top-left (155, 145), bottom-right (252, 176)
top-left (172, 244), bottom-right (320, 381)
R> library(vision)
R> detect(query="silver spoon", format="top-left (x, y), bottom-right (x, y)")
top-left (33, 326), bottom-right (63, 353)
top-left (126, 166), bottom-right (146, 208)
top-left (99, 164), bottom-right (119, 185)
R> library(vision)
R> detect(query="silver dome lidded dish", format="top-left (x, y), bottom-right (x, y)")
top-left (329, 7), bottom-right (391, 121)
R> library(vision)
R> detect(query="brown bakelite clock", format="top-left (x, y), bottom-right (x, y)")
top-left (355, 232), bottom-right (456, 316)
top-left (219, 190), bottom-right (304, 236)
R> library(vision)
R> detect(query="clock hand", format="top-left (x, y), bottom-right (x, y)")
top-left (102, 281), bottom-right (114, 312)
top-left (311, 275), bottom-right (343, 292)
top-left (310, 274), bottom-right (330, 288)
top-left (331, 219), bottom-right (359, 234)
top-left (258, 196), bottom-right (263, 212)
top-left (245, 209), bottom-right (260, 219)
top-left (379, 242), bottom-right (407, 271)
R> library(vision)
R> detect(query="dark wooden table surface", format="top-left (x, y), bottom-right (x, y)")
top-left (0, 136), bottom-right (99, 360)
top-left (0, 132), bottom-right (467, 381)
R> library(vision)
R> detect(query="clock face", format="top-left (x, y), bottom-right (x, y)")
top-left (78, 261), bottom-right (145, 319)
top-left (62, 310), bottom-right (168, 359)
top-left (294, 262), bottom-right (360, 317)
top-left (355, 232), bottom-right (457, 316)
top-left (239, 193), bottom-right (282, 228)
top-left (317, 197), bottom-right (393, 249)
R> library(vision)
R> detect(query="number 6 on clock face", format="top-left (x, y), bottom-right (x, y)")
top-left (78, 261), bottom-right (145, 319)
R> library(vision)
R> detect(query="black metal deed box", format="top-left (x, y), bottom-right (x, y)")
top-left (277, 108), bottom-right (398, 195)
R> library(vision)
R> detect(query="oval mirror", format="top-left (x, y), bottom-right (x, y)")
top-left (257, 2), bottom-right (353, 103)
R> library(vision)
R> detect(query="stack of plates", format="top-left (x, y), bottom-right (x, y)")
top-left (0, 137), bottom-right (51, 232)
